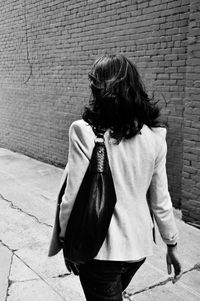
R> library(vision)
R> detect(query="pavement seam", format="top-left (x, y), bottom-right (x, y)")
top-left (51, 272), bottom-right (71, 278)
top-left (122, 291), bottom-right (132, 300)
top-left (5, 252), bottom-right (14, 301)
top-left (13, 253), bottom-right (68, 301)
top-left (0, 239), bottom-right (67, 300)
top-left (0, 239), bottom-right (18, 253)
top-left (9, 274), bottom-right (72, 283)
top-left (123, 263), bottom-right (200, 300)
top-left (0, 193), bottom-right (52, 228)
top-left (8, 278), bottom-right (42, 283)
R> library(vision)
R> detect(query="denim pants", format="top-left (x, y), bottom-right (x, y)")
top-left (79, 258), bottom-right (146, 301)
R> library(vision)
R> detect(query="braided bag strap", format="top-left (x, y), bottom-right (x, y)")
top-left (90, 127), bottom-right (109, 173)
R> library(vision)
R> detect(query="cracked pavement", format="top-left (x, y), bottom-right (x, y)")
top-left (0, 147), bottom-right (200, 301)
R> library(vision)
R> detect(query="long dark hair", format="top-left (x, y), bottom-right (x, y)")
top-left (83, 54), bottom-right (162, 141)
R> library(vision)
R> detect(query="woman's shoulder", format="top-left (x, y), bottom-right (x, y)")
top-left (151, 126), bottom-right (167, 139)
top-left (140, 125), bottom-right (167, 159)
top-left (69, 119), bottom-right (95, 148)
top-left (70, 119), bottom-right (89, 129)
top-left (69, 119), bottom-right (92, 135)
top-left (141, 125), bottom-right (167, 153)
top-left (142, 124), bottom-right (167, 140)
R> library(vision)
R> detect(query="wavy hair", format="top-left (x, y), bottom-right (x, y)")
top-left (82, 54), bottom-right (162, 142)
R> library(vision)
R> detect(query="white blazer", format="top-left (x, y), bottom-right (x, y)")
top-left (48, 119), bottom-right (178, 260)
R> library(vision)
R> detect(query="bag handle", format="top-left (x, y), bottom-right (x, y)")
top-left (92, 126), bottom-right (106, 142)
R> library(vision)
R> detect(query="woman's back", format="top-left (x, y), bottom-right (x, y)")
top-left (49, 54), bottom-right (181, 300)
top-left (59, 119), bottom-right (177, 261)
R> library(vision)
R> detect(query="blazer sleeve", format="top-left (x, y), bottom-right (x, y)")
top-left (149, 137), bottom-right (179, 245)
top-left (48, 163), bottom-right (68, 257)
top-left (59, 122), bottom-right (91, 239)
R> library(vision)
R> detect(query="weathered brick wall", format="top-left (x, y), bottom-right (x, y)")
top-left (182, 0), bottom-right (200, 227)
top-left (0, 0), bottom-right (198, 218)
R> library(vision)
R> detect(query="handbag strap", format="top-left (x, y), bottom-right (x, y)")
top-left (58, 126), bottom-right (107, 207)
top-left (90, 126), bottom-right (109, 173)
top-left (92, 126), bottom-right (106, 142)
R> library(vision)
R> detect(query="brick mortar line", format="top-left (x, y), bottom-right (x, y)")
top-left (23, 0), bottom-right (33, 84)
top-left (0, 193), bottom-right (52, 228)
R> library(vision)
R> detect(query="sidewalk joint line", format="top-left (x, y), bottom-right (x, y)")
top-left (51, 272), bottom-right (71, 278)
top-left (0, 239), bottom-right (18, 253)
top-left (8, 278), bottom-right (41, 284)
top-left (123, 263), bottom-right (200, 299)
top-left (13, 253), bottom-right (68, 301)
top-left (0, 193), bottom-right (52, 229)
top-left (122, 291), bottom-right (132, 300)
top-left (5, 253), bottom-right (14, 301)
top-left (0, 239), bottom-right (67, 298)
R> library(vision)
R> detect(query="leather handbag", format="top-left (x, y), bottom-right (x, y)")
top-left (63, 128), bottom-right (117, 264)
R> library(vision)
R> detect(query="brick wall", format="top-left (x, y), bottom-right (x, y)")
top-left (0, 0), bottom-right (199, 221)
top-left (182, 0), bottom-right (200, 227)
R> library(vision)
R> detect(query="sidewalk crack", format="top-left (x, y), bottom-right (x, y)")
top-left (123, 263), bottom-right (200, 300)
top-left (13, 253), bottom-right (68, 301)
top-left (122, 291), bottom-right (132, 300)
top-left (0, 239), bottom-right (18, 253)
top-left (5, 253), bottom-right (14, 301)
top-left (0, 193), bottom-right (52, 228)
top-left (9, 278), bottom-right (40, 284)
top-left (0, 239), bottom-right (67, 301)
top-left (51, 272), bottom-right (70, 278)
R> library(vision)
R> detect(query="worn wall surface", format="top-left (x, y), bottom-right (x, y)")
top-left (182, 0), bottom-right (200, 227)
top-left (0, 0), bottom-right (199, 222)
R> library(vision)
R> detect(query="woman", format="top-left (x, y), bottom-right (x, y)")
top-left (48, 54), bottom-right (182, 301)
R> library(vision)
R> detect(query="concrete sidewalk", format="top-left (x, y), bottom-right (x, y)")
top-left (0, 147), bottom-right (200, 301)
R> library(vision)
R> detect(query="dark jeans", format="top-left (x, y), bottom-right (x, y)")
top-left (79, 258), bottom-right (146, 301)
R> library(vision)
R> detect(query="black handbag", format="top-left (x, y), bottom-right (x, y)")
top-left (63, 128), bottom-right (117, 264)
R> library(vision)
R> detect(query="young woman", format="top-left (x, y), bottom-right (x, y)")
top-left (48, 54), bottom-right (182, 301)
